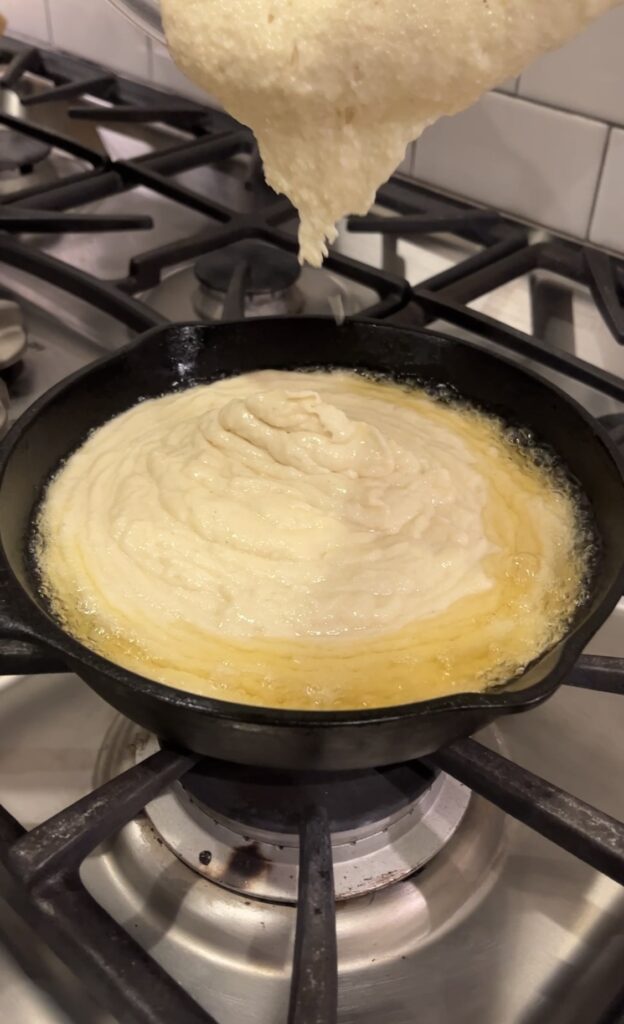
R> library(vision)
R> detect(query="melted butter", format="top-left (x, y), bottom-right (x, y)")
top-left (37, 371), bottom-right (588, 710)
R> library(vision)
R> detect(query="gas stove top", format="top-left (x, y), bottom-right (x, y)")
top-left (0, 36), bottom-right (623, 1024)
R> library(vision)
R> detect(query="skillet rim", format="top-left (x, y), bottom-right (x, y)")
top-left (2, 315), bottom-right (624, 727)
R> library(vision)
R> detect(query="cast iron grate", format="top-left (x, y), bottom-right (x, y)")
top-left (0, 37), bottom-right (233, 134)
top-left (1, 35), bottom-right (624, 1024)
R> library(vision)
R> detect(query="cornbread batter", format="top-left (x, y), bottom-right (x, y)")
top-left (37, 371), bottom-right (587, 710)
top-left (162, 0), bottom-right (621, 265)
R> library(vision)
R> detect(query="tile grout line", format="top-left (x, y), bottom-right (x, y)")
top-left (509, 88), bottom-right (624, 133)
top-left (43, 0), bottom-right (53, 45)
top-left (146, 37), bottom-right (155, 81)
top-left (586, 126), bottom-right (613, 241)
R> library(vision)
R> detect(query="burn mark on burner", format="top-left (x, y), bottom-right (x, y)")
top-left (227, 842), bottom-right (267, 881)
top-left (198, 849), bottom-right (212, 866)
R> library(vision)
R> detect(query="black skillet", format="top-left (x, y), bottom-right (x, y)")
top-left (1, 317), bottom-right (623, 771)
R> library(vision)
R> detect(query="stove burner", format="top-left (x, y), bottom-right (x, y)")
top-left (0, 129), bottom-right (51, 175)
top-left (193, 240), bottom-right (304, 319)
top-left (194, 240), bottom-right (301, 296)
top-left (135, 734), bottom-right (471, 902)
top-left (181, 759), bottom-right (436, 834)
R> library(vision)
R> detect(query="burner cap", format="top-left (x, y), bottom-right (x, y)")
top-left (129, 729), bottom-right (474, 903)
top-left (0, 130), bottom-right (51, 175)
top-left (181, 760), bottom-right (437, 834)
top-left (194, 240), bottom-right (300, 296)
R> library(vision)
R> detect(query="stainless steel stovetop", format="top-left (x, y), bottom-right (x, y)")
top-left (0, 36), bottom-right (623, 1024)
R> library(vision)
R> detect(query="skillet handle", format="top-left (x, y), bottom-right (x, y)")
top-left (0, 638), bottom-right (66, 676)
top-left (0, 568), bottom-right (66, 675)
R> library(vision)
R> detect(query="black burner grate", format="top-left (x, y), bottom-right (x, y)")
top-left (1, 34), bottom-right (624, 1024)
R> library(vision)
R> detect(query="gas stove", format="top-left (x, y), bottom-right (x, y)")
top-left (0, 36), bottom-right (624, 1024)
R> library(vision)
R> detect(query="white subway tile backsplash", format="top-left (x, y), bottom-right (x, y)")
top-left (3, 0), bottom-right (50, 42)
top-left (49, 0), bottom-right (150, 79)
top-left (590, 129), bottom-right (624, 252)
top-left (412, 92), bottom-right (608, 239)
top-left (519, 6), bottom-right (624, 127)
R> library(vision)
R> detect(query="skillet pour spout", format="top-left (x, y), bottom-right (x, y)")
top-left (1, 317), bottom-right (623, 771)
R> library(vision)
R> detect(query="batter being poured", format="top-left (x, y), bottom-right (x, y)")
top-left (37, 371), bottom-right (588, 710)
top-left (161, 0), bottom-right (622, 265)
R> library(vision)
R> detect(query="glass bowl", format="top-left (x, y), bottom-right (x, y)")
top-left (107, 0), bottom-right (165, 43)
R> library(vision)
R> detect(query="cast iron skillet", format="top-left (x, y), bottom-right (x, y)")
top-left (1, 317), bottom-right (623, 771)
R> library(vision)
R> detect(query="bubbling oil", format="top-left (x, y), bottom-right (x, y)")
top-left (35, 370), bottom-right (593, 710)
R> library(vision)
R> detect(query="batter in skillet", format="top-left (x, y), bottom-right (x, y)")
top-left (37, 370), bottom-right (588, 709)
